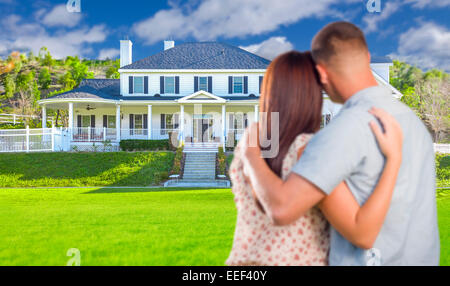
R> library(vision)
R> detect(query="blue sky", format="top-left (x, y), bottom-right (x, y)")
top-left (0, 0), bottom-right (449, 71)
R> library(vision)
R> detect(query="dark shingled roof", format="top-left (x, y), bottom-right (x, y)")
top-left (121, 42), bottom-right (271, 70)
top-left (370, 56), bottom-right (393, 64)
top-left (46, 79), bottom-right (259, 101)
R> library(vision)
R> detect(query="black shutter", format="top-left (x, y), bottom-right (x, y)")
top-left (194, 76), bottom-right (199, 92)
top-left (259, 76), bottom-right (263, 94)
top-left (129, 114), bottom-right (134, 129)
top-left (244, 76), bottom-right (248, 94)
top-left (175, 76), bottom-right (180, 94)
top-left (228, 76), bottom-right (233, 94)
top-left (208, 76), bottom-right (212, 93)
top-left (129, 76), bottom-right (133, 94)
top-left (160, 76), bottom-right (165, 94)
top-left (77, 115), bottom-right (81, 127)
top-left (244, 113), bottom-right (248, 128)
top-left (160, 114), bottom-right (165, 135)
top-left (143, 114), bottom-right (148, 129)
top-left (103, 115), bottom-right (107, 128)
top-left (144, 76), bottom-right (149, 94)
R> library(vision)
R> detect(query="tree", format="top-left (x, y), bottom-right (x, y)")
top-left (415, 78), bottom-right (450, 143)
top-left (38, 67), bottom-right (52, 89)
top-left (106, 60), bottom-right (120, 79)
top-left (59, 72), bottom-right (76, 90)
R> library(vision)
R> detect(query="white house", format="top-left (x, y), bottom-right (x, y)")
top-left (38, 40), bottom-right (400, 150)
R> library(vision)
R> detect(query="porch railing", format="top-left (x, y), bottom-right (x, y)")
top-left (71, 127), bottom-right (117, 142)
top-left (69, 128), bottom-right (180, 142)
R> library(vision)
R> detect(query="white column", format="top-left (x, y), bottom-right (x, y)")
top-left (254, 104), bottom-right (259, 122)
top-left (26, 125), bottom-right (30, 153)
top-left (180, 105), bottom-right (185, 145)
top-left (68, 102), bottom-right (74, 140)
top-left (42, 106), bottom-right (47, 129)
top-left (147, 105), bottom-right (152, 140)
top-left (222, 105), bottom-right (226, 150)
top-left (68, 103), bottom-right (74, 129)
top-left (116, 104), bottom-right (121, 142)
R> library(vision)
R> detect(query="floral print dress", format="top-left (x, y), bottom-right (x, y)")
top-left (226, 133), bottom-right (330, 266)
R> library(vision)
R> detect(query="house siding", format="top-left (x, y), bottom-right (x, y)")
top-left (120, 72), bottom-right (265, 97)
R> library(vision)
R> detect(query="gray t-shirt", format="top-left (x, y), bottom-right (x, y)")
top-left (292, 85), bottom-right (440, 266)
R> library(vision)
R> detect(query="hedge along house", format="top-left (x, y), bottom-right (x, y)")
top-left (38, 40), bottom-right (400, 151)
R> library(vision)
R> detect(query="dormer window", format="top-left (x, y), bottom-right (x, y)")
top-left (133, 76), bottom-right (144, 94)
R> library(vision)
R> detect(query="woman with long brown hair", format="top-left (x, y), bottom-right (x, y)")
top-left (226, 51), bottom-right (403, 266)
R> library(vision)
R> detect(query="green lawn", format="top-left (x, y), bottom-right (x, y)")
top-left (0, 187), bottom-right (448, 266)
top-left (0, 152), bottom-right (174, 187)
top-left (437, 189), bottom-right (450, 266)
top-left (0, 188), bottom-right (236, 266)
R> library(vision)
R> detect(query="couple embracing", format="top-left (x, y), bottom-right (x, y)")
top-left (226, 22), bottom-right (440, 266)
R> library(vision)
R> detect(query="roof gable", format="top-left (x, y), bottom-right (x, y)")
top-left (177, 91), bottom-right (226, 103)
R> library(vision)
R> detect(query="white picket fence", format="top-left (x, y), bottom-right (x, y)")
top-left (434, 144), bottom-right (450, 154)
top-left (0, 127), bottom-right (72, 153)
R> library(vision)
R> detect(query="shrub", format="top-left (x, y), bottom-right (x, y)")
top-left (436, 153), bottom-right (450, 188)
top-left (120, 140), bottom-right (170, 151)
top-left (171, 147), bottom-right (184, 175)
top-left (154, 171), bottom-right (169, 184)
top-left (218, 147), bottom-right (227, 176)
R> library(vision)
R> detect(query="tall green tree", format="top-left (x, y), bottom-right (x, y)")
top-left (38, 68), bottom-right (52, 90)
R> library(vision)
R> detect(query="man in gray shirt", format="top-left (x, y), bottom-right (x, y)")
top-left (241, 22), bottom-right (440, 265)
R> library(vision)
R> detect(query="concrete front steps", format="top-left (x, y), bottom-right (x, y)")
top-left (164, 149), bottom-right (230, 188)
top-left (183, 142), bottom-right (220, 153)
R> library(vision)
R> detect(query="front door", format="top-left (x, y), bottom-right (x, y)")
top-left (193, 115), bottom-right (213, 143)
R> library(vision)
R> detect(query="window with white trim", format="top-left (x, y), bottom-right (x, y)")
top-left (198, 77), bottom-right (208, 91)
top-left (164, 77), bottom-right (175, 94)
top-left (134, 114), bottom-right (144, 129)
top-left (107, 115), bottom-right (116, 128)
top-left (133, 76), bottom-right (144, 94)
top-left (233, 76), bottom-right (243, 94)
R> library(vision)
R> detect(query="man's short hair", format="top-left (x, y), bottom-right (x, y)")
top-left (312, 21), bottom-right (368, 65)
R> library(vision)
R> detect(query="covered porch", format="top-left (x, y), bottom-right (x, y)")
top-left (40, 93), bottom-right (260, 149)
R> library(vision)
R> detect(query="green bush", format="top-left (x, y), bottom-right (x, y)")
top-left (171, 147), bottom-right (184, 175)
top-left (120, 140), bottom-right (170, 151)
top-left (154, 171), bottom-right (169, 183)
top-left (218, 147), bottom-right (227, 176)
top-left (436, 153), bottom-right (450, 188)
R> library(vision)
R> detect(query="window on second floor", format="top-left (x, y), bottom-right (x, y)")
top-left (198, 77), bottom-right (208, 91)
top-left (233, 76), bottom-right (243, 94)
top-left (133, 76), bottom-right (144, 94)
top-left (164, 77), bottom-right (175, 94)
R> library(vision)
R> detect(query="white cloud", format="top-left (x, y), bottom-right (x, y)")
top-left (132, 0), bottom-right (343, 45)
top-left (41, 4), bottom-right (82, 28)
top-left (391, 22), bottom-right (450, 71)
top-left (98, 48), bottom-right (120, 60)
top-left (362, 1), bottom-right (401, 33)
top-left (0, 14), bottom-right (107, 59)
top-left (240, 37), bottom-right (294, 60)
top-left (405, 0), bottom-right (450, 9)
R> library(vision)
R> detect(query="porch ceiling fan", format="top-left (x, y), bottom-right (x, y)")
top-left (86, 105), bottom-right (96, 111)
